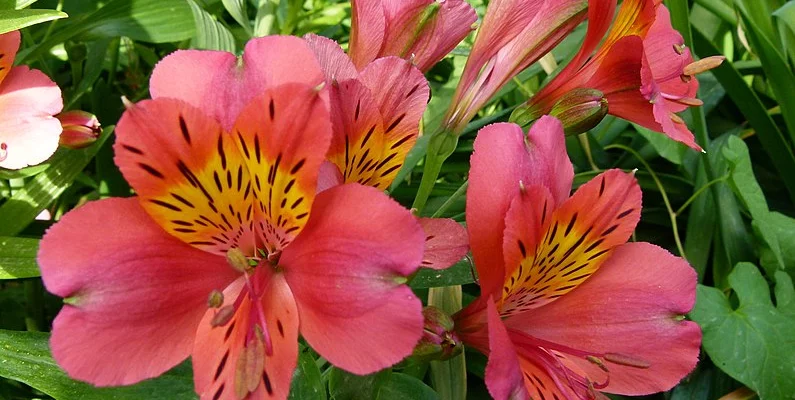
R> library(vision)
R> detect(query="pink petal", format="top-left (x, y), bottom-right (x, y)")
top-left (418, 217), bottom-right (469, 270)
top-left (586, 36), bottom-right (644, 97)
top-left (316, 160), bottom-right (344, 193)
top-left (506, 242), bottom-right (701, 395)
top-left (467, 123), bottom-right (532, 299)
top-left (566, 0), bottom-right (618, 71)
top-left (0, 65), bottom-right (63, 169)
top-left (303, 34), bottom-right (358, 81)
top-left (380, 0), bottom-right (477, 72)
top-left (38, 198), bottom-right (238, 386)
top-left (484, 299), bottom-right (528, 400)
top-left (0, 30), bottom-right (20, 83)
top-left (193, 272), bottom-right (299, 400)
top-left (114, 98), bottom-right (259, 256)
top-left (643, 5), bottom-right (696, 104)
top-left (150, 36), bottom-right (323, 130)
top-left (524, 116), bottom-right (573, 206)
top-left (281, 184), bottom-right (425, 374)
top-left (349, 0), bottom-right (386, 69)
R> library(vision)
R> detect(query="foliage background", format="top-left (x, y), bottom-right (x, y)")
top-left (0, 0), bottom-right (794, 399)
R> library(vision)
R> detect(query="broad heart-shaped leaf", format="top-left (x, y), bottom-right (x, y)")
top-left (327, 368), bottom-right (438, 400)
top-left (722, 135), bottom-right (768, 219)
top-left (288, 349), bottom-right (326, 400)
top-left (0, 126), bottom-right (113, 237)
top-left (187, 0), bottom-right (236, 52)
top-left (0, 330), bottom-right (197, 400)
top-left (0, 8), bottom-right (66, 34)
top-left (690, 263), bottom-right (795, 399)
top-left (753, 212), bottom-right (795, 279)
top-left (0, 236), bottom-right (39, 279)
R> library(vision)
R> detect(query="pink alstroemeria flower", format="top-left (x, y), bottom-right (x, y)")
top-left (348, 0), bottom-right (477, 72)
top-left (306, 35), bottom-right (469, 270)
top-left (442, 0), bottom-right (602, 134)
top-left (0, 30), bottom-right (63, 170)
top-left (38, 37), bottom-right (427, 400)
top-left (521, 0), bottom-right (721, 150)
top-left (453, 116), bottom-right (701, 399)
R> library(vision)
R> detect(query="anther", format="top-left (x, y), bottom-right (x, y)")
top-left (682, 56), bottom-right (725, 76)
top-left (211, 305), bottom-right (235, 327)
top-left (207, 290), bottom-right (224, 308)
top-left (586, 356), bottom-right (610, 373)
top-left (604, 352), bottom-right (651, 369)
top-left (226, 248), bottom-right (251, 273)
top-left (669, 112), bottom-right (685, 124)
top-left (675, 97), bottom-right (703, 106)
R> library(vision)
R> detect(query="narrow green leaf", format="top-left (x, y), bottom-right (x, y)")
top-left (693, 26), bottom-right (795, 203)
top-left (0, 126), bottom-right (114, 237)
top-left (0, 330), bottom-right (197, 400)
top-left (15, 0), bottom-right (38, 9)
top-left (690, 264), bottom-right (795, 399)
top-left (0, 8), bottom-right (66, 34)
top-left (221, 0), bottom-right (251, 34)
top-left (634, 124), bottom-right (690, 165)
top-left (288, 350), bottom-right (326, 400)
top-left (773, 1), bottom-right (795, 65)
top-left (188, 0), bottom-right (236, 52)
top-left (0, 236), bottom-right (39, 279)
top-left (735, 1), bottom-right (795, 144)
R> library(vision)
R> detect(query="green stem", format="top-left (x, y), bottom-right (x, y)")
top-left (675, 174), bottom-right (730, 217)
top-left (606, 144), bottom-right (686, 258)
top-left (412, 131), bottom-right (459, 213)
top-left (431, 181), bottom-right (468, 218)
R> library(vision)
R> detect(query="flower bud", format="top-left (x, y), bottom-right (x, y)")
top-left (412, 306), bottom-right (463, 362)
top-left (57, 110), bottom-right (101, 149)
top-left (549, 88), bottom-right (608, 135)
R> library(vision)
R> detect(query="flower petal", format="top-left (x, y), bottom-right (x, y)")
top-left (0, 30), bottom-right (20, 83)
top-left (379, 0), bottom-right (477, 72)
top-left (358, 57), bottom-right (429, 189)
top-left (467, 123), bottom-right (532, 299)
top-left (0, 65), bottom-right (63, 170)
top-left (524, 116), bottom-right (574, 206)
top-left (325, 78), bottom-right (386, 187)
top-left (349, 0), bottom-right (386, 69)
top-left (418, 217), bottom-right (469, 270)
top-left (484, 299), bottom-right (528, 400)
top-left (114, 98), bottom-right (257, 255)
top-left (232, 83), bottom-right (332, 252)
top-left (150, 36), bottom-right (323, 130)
top-left (193, 272), bottom-right (298, 400)
top-left (500, 169), bottom-right (641, 314)
top-left (506, 242), bottom-right (701, 395)
top-left (38, 198), bottom-right (237, 386)
top-left (281, 184), bottom-right (425, 374)
top-left (304, 34), bottom-right (358, 81)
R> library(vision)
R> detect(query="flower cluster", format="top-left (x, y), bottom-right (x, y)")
top-left (20, 0), bottom-right (714, 398)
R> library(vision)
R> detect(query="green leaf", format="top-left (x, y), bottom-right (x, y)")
top-left (773, 1), bottom-right (795, 65)
top-left (634, 124), bottom-right (690, 165)
top-left (722, 135), bottom-right (768, 219)
top-left (410, 260), bottom-right (474, 289)
top-left (0, 329), bottom-right (197, 400)
top-left (188, 0), bottom-right (236, 52)
top-left (221, 0), bottom-right (251, 34)
top-left (288, 350), bottom-right (325, 400)
top-left (753, 212), bottom-right (795, 278)
top-left (0, 126), bottom-right (114, 237)
top-left (690, 263), bottom-right (795, 399)
top-left (0, 236), bottom-right (39, 279)
top-left (328, 368), bottom-right (390, 400)
top-left (0, 8), bottom-right (66, 34)
top-left (376, 373), bottom-right (439, 400)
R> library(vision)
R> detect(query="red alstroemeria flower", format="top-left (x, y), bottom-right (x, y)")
top-left (0, 30), bottom-right (63, 169)
top-left (442, 0), bottom-right (599, 134)
top-left (38, 37), bottom-right (427, 400)
top-left (454, 116), bottom-right (701, 399)
top-left (306, 35), bottom-right (470, 270)
top-left (522, 0), bottom-right (721, 150)
top-left (348, 0), bottom-right (477, 72)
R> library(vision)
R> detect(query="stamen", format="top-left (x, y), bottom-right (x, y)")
top-left (226, 248), bottom-right (251, 273)
top-left (0, 142), bottom-right (7, 162)
top-left (207, 290), bottom-right (224, 308)
top-left (604, 352), bottom-right (651, 369)
top-left (586, 356), bottom-right (610, 373)
top-left (242, 270), bottom-right (274, 356)
top-left (669, 112), bottom-right (685, 124)
top-left (682, 56), bottom-right (725, 76)
top-left (211, 305), bottom-right (235, 327)
top-left (672, 43), bottom-right (686, 55)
